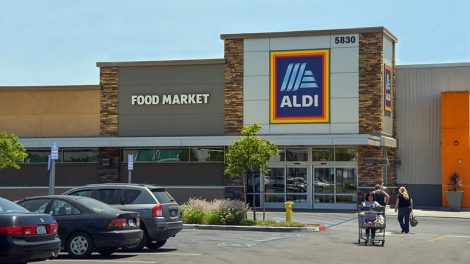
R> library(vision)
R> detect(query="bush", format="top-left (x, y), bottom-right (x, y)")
top-left (205, 199), bottom-right (247, 225)
top-left (181, 198), bottom-right (210, 224)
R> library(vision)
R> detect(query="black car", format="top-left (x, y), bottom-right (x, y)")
top-left (18, 195), bottom-right (143, 258)
top-left (63, 184), bottom-right (183, 251)
top-left (0, 196), bottom-right (60, 263)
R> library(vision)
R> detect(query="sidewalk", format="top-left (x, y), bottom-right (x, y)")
top-left (385, 207), bottom-right (470, 219)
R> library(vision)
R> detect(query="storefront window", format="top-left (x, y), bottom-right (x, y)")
top-left (190, 148), bottom-right (224, 162)
top-left (335, 168), bottom-right (357, 194)
top-left (156, 149), bottom-right (189, 162)
top-left (336, 195), bottom-right (357, 204)
top-left (335, 148), bottom-right (357, 161)
top-left (122, 149), bottom-right (155, 162)
top-left (25, 150), bottom-right (58, 163)
top-left (312, 147), bottom-right (334, 161)
top-left (315, 195), bottom-right (334, 203)
top-left (63, 149), bottom-right (99, 162)
top-left (314, 168), bottom-right (334, 193)
top-left (269, 148), bottom-right (285, 162)
top-left (265, 194), bottom-right (284, 203)
top-left (264, 167), bottom-right (285, 193)
top-left (286, 148), bottom-right (308, 162)
top-left (286, 167), bottom-right (307, 193)
top-left (286, 194), bottom-right (307, 203)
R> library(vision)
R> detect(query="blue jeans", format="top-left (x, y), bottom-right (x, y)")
top-left (398, 207), bottom-right (412, 232)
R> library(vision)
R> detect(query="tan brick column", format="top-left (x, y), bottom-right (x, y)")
top-left (100, 67), bottom-right (119, 136)
top-left (224, 39), bottom-right (244, 135)
top-left (358, 32), bottom-right (386, 189)
top-left (98, 67), bottom-right (120, 182)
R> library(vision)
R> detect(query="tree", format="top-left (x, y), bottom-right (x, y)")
top-left (224, 123), bottom-right (279, 221)
top-left (0, 132), bottom-right (28, 169)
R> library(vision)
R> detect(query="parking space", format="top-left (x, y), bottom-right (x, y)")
top-left (34, 216), bottom-right (470, 264)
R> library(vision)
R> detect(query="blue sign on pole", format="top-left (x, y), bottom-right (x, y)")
top-left (51, 141), bottom-right (59, 160)
top-left (47, 155), bottom-right (51, 171)
top-left (128, 154), bottom-right (134, 171)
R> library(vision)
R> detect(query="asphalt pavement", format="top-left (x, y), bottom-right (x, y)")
top-left (39, 215), bottom-right (470, 264)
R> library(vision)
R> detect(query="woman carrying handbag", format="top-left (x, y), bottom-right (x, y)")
top-left (395, 186), bottom-right (413, 233)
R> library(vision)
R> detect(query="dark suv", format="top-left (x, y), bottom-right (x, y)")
top-left (63, 184), bottom-right (183, 251)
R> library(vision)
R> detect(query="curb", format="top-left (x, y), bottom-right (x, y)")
top-left (183, 224), bottom-right (326, 232)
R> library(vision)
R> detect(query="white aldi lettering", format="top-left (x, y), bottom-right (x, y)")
top-left (270, 50), bottom-right (330, 123)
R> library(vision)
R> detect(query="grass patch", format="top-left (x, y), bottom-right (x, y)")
top-left (255, 220), bottom-right (305, 227)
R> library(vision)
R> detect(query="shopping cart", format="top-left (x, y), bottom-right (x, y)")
top-left (358, 206), bottom-right (386, 246)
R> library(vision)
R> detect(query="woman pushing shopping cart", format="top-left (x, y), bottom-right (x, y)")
top-left (358, 192), bottom-right (386, 246)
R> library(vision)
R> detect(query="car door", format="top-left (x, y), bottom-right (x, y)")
top-left (48, 199), bottom-right (82, 242)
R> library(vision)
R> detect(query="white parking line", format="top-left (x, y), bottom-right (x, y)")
top-left (113, 252), bottom-right (202, 256)
top-left (48, 260), bottom-right (156, 264)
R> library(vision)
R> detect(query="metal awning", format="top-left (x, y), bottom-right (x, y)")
top-left (20, 134), bottom-right (397, 148)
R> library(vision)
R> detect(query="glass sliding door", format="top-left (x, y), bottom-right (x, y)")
top-left (286, 167), bottom-right (308, 207)
top-left (313, 167), bottom-right (335, 204)
top-left (264, 167), bottom-right (285, 207)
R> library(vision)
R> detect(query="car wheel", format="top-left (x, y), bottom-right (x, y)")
top-left (66, 232), bottom-right (94, 258)
top-left (121, 231), bottom-right (148, 252)
top-left (146, 239), bottom-right (167, 250)
top-left (97, 247), bottom-right (118, 256)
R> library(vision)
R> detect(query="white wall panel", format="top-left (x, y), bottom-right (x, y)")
top-left (269, 36), bottom-right (330, 51)
top-left (269, 124), bottom-right (330, 134)
top-left (383, 37), bottom-right (393, 66)
top-left (244, 38), bottom-right (269, 52)
top-left (331, 123), bottom-right (359, 134)
top-left (244, 75), bottom-right (269, 100)
top-left (330, 98), bottom-right (358, 123)
top-left (244, 51), bottom-right (269, 76)
top-left (331, 73), bottom-right (359, 98)
top-left (331, 47), bottom-right (359, 73)
top-left (244, 100), bottom-right (269, 124)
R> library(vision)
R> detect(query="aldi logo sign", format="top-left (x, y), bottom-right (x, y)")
top-left (384, 65), bottom-right (392, 112)
top-left (270, 50), bottom-right (329, 123)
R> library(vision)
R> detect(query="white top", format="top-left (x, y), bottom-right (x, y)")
top-left (362, 200), bottom-right (381, 208)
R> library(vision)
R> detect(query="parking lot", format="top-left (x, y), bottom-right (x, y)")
top-left (36, 215), bottom-right (470, 264)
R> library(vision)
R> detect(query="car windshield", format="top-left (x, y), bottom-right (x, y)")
top-left (75, 197), bottom-right (119, 212)
top-left (0, 197), bottom-right (29, 214)
top-left (151, 189), bottom-right (175, 203)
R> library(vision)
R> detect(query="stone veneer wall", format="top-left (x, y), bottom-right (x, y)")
top-left (223, 39), bottom-right (244, 135)
top-left (99, 67), bottom-right (120, 182)
top-left (358, 32), bottom-right (387, 189)
top-left (359, 32), bottom-right (384, 135)
top-left (98, 147), bottom-right (121, 183)
top-left (100, 67), bottom-right (119, 136)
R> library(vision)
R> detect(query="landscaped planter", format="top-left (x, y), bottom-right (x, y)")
top-left (446, 191), bottom-right (464, 211)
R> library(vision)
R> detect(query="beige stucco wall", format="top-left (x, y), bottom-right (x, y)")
top-left (0, 86), bottom-right (100, 137)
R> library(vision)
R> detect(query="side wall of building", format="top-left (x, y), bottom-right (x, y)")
top-left (397, 64), bottom-right (470, 207)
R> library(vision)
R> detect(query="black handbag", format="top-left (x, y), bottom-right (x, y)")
top-left (410, 211), bottom-right (419, 227)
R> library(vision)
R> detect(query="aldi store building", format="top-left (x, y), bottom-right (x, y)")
top-left (2, 26), bottom-right (462, 209)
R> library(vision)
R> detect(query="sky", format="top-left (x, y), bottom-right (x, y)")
top-left (1, 0), bottom-right (469, 86)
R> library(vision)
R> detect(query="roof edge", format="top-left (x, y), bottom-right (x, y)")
top-left (221, 26), bottom-right (398, 42)
top-left (0, 85), bottom-right (100, 90)
top-left (398, 62), bottom-right (470, 69)
top-left (97, 58), bottom-right (225, 67)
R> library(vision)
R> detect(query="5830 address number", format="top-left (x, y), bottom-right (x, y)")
top-left (334, 36), bottom-right (356, 44)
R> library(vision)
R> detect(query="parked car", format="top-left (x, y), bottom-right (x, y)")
top-left (17, 195), bottom-right (143, 258)
top-left (0, 196), bottom-right (60, 263)
top-left (63, 184), bottom-right (183, 251)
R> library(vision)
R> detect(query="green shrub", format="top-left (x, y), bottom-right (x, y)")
top-left (205, 199), bottom-right (248, 225)
top-left (181, 198), bottom-right (210, 224)
top-left (255, 220), bottom-right (305, 227)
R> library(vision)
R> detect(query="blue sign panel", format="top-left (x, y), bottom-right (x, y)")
top-left (128, 154), bottom-right (134, 171)
top-left (270, 50), bottom-right (329, 123)
top-left (50, 141), bottom-right (59, 160)
top-left (385, 65), bottom-right (392, 112)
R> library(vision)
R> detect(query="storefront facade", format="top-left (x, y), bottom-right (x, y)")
top-left (0, 27), bottom-right (399, 209)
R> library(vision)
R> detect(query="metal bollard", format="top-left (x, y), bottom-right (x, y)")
top-left (284, 201), bottom-right (294, 222)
